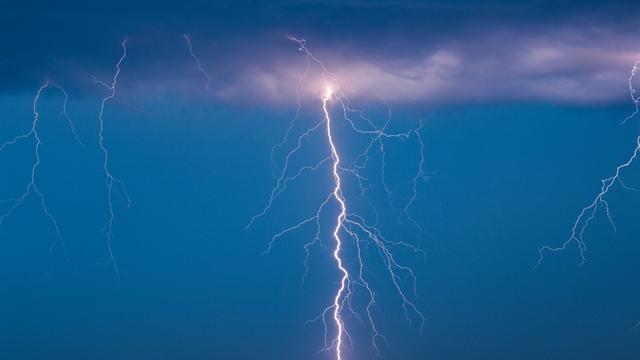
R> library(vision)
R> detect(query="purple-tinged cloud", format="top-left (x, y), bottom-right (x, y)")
top-left (208, 29), bottom-right (640, 106)
top-left (2, 1), bottom-right (640, 106)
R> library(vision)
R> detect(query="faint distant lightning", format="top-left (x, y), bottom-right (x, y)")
top-left (248, 37), bottom-right (426, 359)
top-left (537, 60), bottom-right (640, 267)
top-left (622, 61), bottom-right (640, 125)
top-left (403, 120), bottom-right (428, 233)
top-left (55, 85), bottom-right (83, 147)
top-left (184, 34), bottom-right (213, 90)
top-left (0, 81), bottom-right (82, 262)
top-left (93, 39), bottom-right (131, 282)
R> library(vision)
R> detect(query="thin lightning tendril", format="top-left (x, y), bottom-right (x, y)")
top-left (248, 36), bottom-right (426, 359)
top-left (537, 59), bottom-right (640, 267)
top-left (0, 81), bottom-right (82, 264)
top-left (402, 120), bottom-right (428, 235)
top-left (184, 34), bottom-right (213, 90)
top-left (93, 39), bottom-right (131, 282)
top-left (622, 61), bottom-right (640, 126)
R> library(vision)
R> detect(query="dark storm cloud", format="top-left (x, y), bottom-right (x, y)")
top-left (1, 0), bottom-right (640, 104)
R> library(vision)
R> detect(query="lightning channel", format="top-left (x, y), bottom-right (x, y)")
top-left (0, 81), bottom-right (82, 265)
top-left (322, 88), bottom-right (349, 360)
top-left (248, 36), bottom-right (426, 359)
top-left (184, 34), bottom-right (213, 90)
top-left (92, 39), bottom-right (131, 283)
top-left (537, 59), bottom-right (640, 267)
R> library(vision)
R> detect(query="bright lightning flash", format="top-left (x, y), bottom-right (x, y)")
top-left (248, 37), bottom-right (427, 359)
top-left (537, 60), bottom-right (640, 267)
top-left (322, 87), bottom-right (349, 360)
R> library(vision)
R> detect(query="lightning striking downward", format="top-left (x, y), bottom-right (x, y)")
top-left (248, 37), bottom-right (426, 359)
top-left (93, 39), bottom-right (132, 282)
top-left (322, 88), bottom-right (349, 360)
top-left (0, 81), bottom-right (82, 264)
top-left (183, 34), bottom-right (213, 90)
top-left (537, 60), bottom-right (640, 267)
top-left (1, 40), bottom-right (132, 278)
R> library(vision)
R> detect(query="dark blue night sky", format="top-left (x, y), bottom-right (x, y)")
top-left (2, 1), bottom-right (640, 359)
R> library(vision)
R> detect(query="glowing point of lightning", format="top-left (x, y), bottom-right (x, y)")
top-left (93, 39), bottom-right (131, 283)
top-left (184, 34), bottom-right (213, 90)
top-left (248, 36), bottom-right (426, 359)
top-left (0, 81), bottom-right (83, 265)
top-left (324, 85), bottom-right (334, 99)
top-left (537, 59), bottom-right (640, 267)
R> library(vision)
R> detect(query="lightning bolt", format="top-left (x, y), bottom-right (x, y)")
top-left (248, 36), bottom-right (426, 359)
top-left (322, 88), bottom-right (349, 360)
top-left (183, 34), bottom-right (213, 90)
top-left (0, 81), bottom-right (82, 265)
top-left (537, 60), bottom-right (640, 267)
top-left (92, 39), bottom-right (132, 282)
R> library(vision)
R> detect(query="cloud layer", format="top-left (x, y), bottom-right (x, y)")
top-left (2, 1), bottom-right (640, 105)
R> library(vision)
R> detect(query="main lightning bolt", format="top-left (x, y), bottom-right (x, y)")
top-left (0, 81), bottom-right (82, 264)
top-left (537, 60), bottom-right (640, 267)
top-left (92, 39), bottom-right (132, 282)
top-left (248, 37), bottom-right (426, 359)
top-left (322, 87), bottom-right (349, 360)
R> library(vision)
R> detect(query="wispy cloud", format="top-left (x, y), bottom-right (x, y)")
top-left (1, 1), bottom-right (639, 105)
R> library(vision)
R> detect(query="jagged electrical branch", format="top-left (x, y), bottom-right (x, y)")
top-left (247, 36), bottom-right (427, 360)
top-left (92, 39), bottom-right (132, 283)
top-left (0, 81), bottom-right (82, 263)
top-left (537, 60), bottom-right (640, 267)
top-left (184, 34), bottom-right (213, 91)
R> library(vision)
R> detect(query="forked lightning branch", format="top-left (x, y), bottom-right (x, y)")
top-left (247, 37), bottom-right (427, 360)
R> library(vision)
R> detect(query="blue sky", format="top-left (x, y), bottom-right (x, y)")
top-left (1, 1), bottom-right (640, 359)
